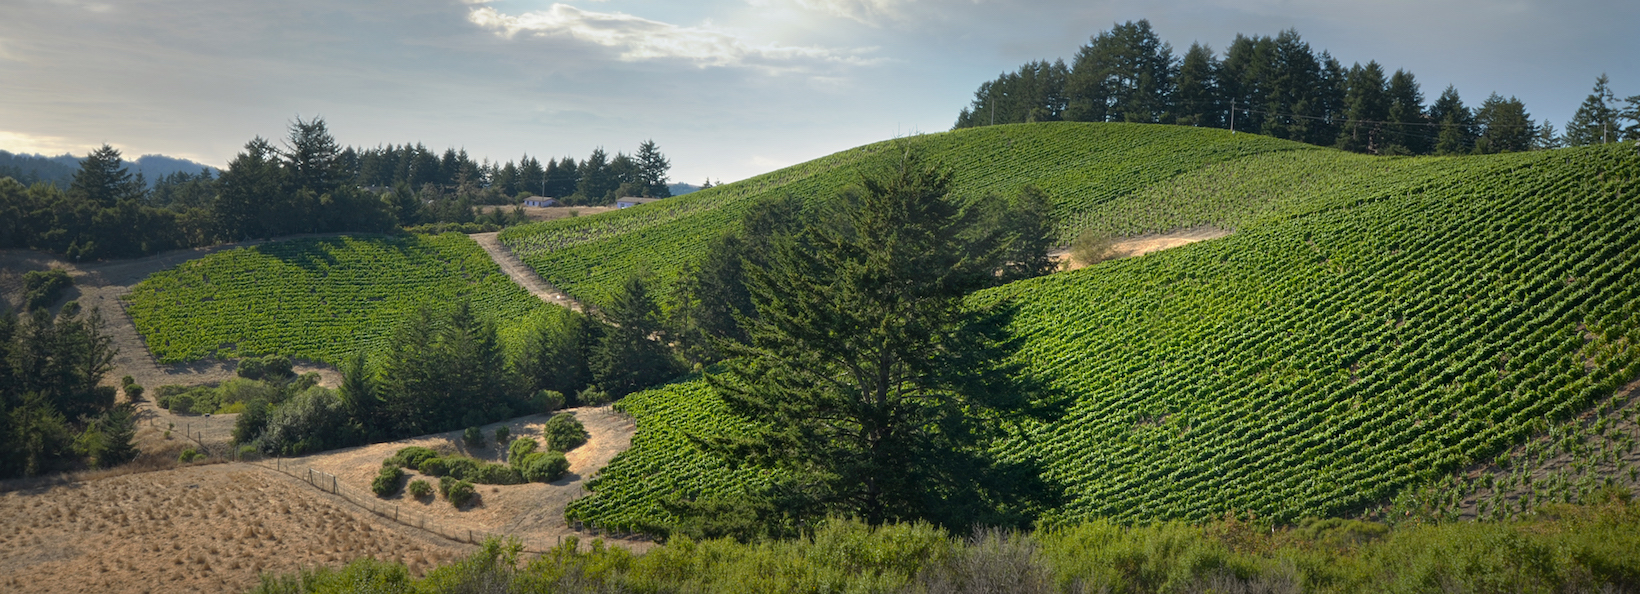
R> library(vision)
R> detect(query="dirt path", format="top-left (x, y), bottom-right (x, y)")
top-left (1053, 226), bottom-right (1231, 271)
top-left (469, 232), bottom-right (586, 313)
top-left (0, 463), bottom-right (472, 594)
top-left (280, 406), bottom-right (651, 552)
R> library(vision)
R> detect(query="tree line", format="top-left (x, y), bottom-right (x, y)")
top-left (956, 20), bottom-right (1640, 154)
top-left (0, 117), bottom-right (674, 261)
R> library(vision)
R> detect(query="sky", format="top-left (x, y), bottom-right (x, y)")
top-left (1, 0), bottom-right (1635, 184)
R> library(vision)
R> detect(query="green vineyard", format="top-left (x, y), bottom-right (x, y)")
top-left (499, 123), bottom-right (1307, 307)
top-left (124, 233), bottom-right (558, 364)
top-left (565, 136), bottom-right (1640, 529)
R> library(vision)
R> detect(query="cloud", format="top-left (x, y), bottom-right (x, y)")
top-left (467, 3), bottom-right (874, 70)
top-left (0, 130), bottom-right (90, 156)
top-left (790, 0), bottom-right (909, 25)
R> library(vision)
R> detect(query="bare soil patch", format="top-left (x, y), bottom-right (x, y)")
top-left (1053, 226), bottom-right (1231, 271)
top-left (280, 406), bottom-right (649, 553)
top-left (0, 463), bottom-right (471, 594)
top-left (469, 232), bottom-right (585, 312)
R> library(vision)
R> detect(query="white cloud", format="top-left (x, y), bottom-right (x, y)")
top-left (0, 130), bottom-right (89, 156)
top-left (790, 0), bottom-right (909, 25)
top-left (468, 4), bottom-right (875, 70)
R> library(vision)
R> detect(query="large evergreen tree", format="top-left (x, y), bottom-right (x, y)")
top-left (1066, 20), bottom-right (1176, 123)
top-left (1384, 69), bottom-right (1428, 155)
top-left (1474, 93), bottom-right (1536, 154)
top-left (697, 148), bottom-right (1060, 533)
top-left (635, 140), bottom-right (672, 198)
top-left (1336, 61), bottom-right (1390, 153)
top-left (591, 274), bottom-right (679, 398)
top-left (283, 117), bottom-right (342, 194)
top-left (1429, 86), bottom-right (1477, 155)
top-left (1172, 43), bottom-right (1221, 127)
top-left (1566, 74), bottom-right (1621, 146)
top-left (69, 145), bottom-right (144, 208)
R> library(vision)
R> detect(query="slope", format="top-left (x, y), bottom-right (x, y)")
top-left (124, 233), bottom-right (571, 365)
top-left (498, 123), bottom-right (1308, 307)
top-left (566, 140), bottom-right (1640, 530)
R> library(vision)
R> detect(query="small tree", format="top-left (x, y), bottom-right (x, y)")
top-left (591, 274), bottom-right (679, 398)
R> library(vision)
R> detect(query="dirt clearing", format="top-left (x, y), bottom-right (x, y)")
top-left (469, 232), bottom-right (585, 312)
top-left (0, 463), bottom-right (472, 594)
top-left (1053, 226), bottom-right (1231, 271)
top-left (279, 406), bottom-right (648, 553)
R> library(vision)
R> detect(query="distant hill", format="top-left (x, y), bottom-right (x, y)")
top-left (0, 150), bottom-right (219, 188)
top-left (667, 182), bottom-right (701, 196)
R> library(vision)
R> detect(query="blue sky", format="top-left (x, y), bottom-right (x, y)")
top-left (1, 0), bottom-right (1635, 184)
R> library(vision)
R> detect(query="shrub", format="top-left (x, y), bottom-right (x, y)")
top-left (419, 457), bottom-right (452, 477)
top-left (408, 479), bottom-right (433, 498)
top-left (124, 384), bottom-right (144, 403)
top-left (237, 445), bottom-right (260, 461)
top-left (388, 446), bottom-right (439, 469)
top-left (165, 393), bottom-right (195, 414)
top-left (507, 437), bottom-right (539, 468)
top-left (544, 413), bottom-right (588, 452)
top-left (494, 426), bottom-right (510, 445)
top-left (233, 399), bottom-right (271, 445)
top-left (532, 390), bottom-right (565, 413)
top-left (178, 448), bottom-right (203, 463)
top-left (260, 354), bottom-right (294, 380)
top-left (22, 269), bottom-right (72, 311)
top-left (236, 357), bottom-right (265, 380)
top-left (372, 465), bottom-right (405, 497)
top-left (1070, 229), bottom-right (1116, 267)
top-left (473, 464), bottom-right (523, 485)
top-left (121, 376), bottom-right (135, 388)
top-left (256, 386), bottom-right (351, 456)
top-left (445, 479), bottom-right (476, 508)
top-left (463, 426), bottom-right (485, 448)
top-left (577, 387), bottom-right (612, 407)
top-left (520, 451), bottom-right (569, 482)
top-left (438, 475), bottom-right (456, 498)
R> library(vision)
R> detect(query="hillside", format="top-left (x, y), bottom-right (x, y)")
top-left (123, 233), bottom-right (569, 365)
top-left (499, 123), bottom-right (1308, 307)
top-left (0, 149), bottom-right (218, 188)
top-left (563, 131), bottom-right (1640, 531)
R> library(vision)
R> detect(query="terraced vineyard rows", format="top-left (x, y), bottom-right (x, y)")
top-left (124, 233), bottom-right (560, 364)
top-left (567, 141), bottom-right (1640, 530)
top-left (565, 380), bottom-right (771, 532)
top-left (499, 123), bottom-right (1307, 307)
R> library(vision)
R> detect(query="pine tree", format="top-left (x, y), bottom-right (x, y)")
top-left (1384, 69), bottom-right (1428, 155)
top-left (1474, 93), bottom-right (1535, 154)
top-left (591, 274), bottom-right (678, 397)
top-left (1066, 20), bottom-right (1176, 123)
top-left (1173, 43), bottom-right (1221, 127)
top-left (517, 155), bottom-right (545, 197)
top-left (1429, 86), bottom-right (1476, 155)
top-left (635, 140), bottom-right (672, 198)
top-left (215, 137), bottom-right (286, 240)
top-left (1336, 61), bottom-right (1389, 153)
top-left (1259, 29), bottom-right (1323, 142)
top-left (576, 149), bottom-right (615, 204)
top-left (70, 144), bottom-right (143, 208)
top-left (1565, 74), bottom-right (1620, 146)
top-left (1534, 120), bottom-right (1565, 150)
top-left (697, 147), bottom-right (1060, 531)
top-left (283, 117), bottom-right (342, 193)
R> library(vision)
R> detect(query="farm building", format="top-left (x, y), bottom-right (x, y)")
top-left (523, 197), bottom-right (557, 207)
top-left (615, 197), bottom-right (662, 209)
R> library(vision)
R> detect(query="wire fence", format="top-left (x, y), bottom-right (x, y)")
top-left (245, 458), bottom-right (561, 554)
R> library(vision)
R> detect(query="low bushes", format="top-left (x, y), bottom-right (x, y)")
top-left (519, 451), bottom-right (569, 483)
top-left (408, 479), bottom-right (433, 498)
top-left (385, 446), bottom-right (439, 470)
top-left (507, 437), bottom-right (538, 468)
top-left (543, 413), bottom-right (587, 452)
top-left (414, 455), bottom-right (522, 485)
top-left (372, 465), bottom-right (405, 497)
top-left (440, 476), bottom-right (476, 508)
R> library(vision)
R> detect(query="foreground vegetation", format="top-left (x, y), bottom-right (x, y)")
top-left (252, 500), bottom-right (1640, 594)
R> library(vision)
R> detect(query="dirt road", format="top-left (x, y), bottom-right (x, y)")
top-left (1052, 226), bottom-right (1231, 271)
top-left (469, 232), bottom-right (586, 312)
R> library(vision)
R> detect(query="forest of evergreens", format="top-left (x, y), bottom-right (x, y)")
top-left (957, 21), bottom-right (1640, 155)
top-left (0, 118), bottom-right (673, 261)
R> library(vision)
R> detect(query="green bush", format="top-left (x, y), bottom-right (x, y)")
top-left (178, 447), bottom-right (203, 463)
top-left (408, 479), bottom-right (433, 498)
top-left (532, 390), bottom-right (566, 413)
top-left (124, 384), bottom-right (144, 403)
top-left (445, 479), bottom-right (476, 508)
top-left (419, 454), bottom-right (520, 485)
top-left (507, 437), bottom-right (539, 468)
top-left (22, 269), bottom-right (72, 311)
top-left (494, 426), bottom-right (510, 446)
top-left (388, 446), bottom-right (440, 469)
top-left (165, 393), bottom-right (195, 414)
top-left (419, 457), bottom-right (452, 477)
top-left (463, 426), bottom-right (485, 448)
top-left (544, 413), bottom-right (588, 452)
top-left (372, 465), bottom-right (405, 497)
top-left (577, 387), bottom-right (611, 407)
top-left (520, 451), bottom-right (569, 482)
top-left (473, 463), bottom-right (523, 485)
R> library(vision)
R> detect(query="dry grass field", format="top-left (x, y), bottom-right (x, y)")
top-left (0, 462), bottom-right (471, 594)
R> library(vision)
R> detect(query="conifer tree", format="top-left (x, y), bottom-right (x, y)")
top-left (1474, 93), bottom-right (1535, 154)
top-left (1384, 69), bottom-right (1428, 154)
top-left (70, 145), bottom-right (143, 208)
top-left (591, 274), bottom-right (678, 397)
top-left (1429, 86), bottom-right (1476, 155)
top-left (635, 140), bottom-right (672, 198)
top-left (1566, 74), bottom-right (1621, 146)
top-left (1336, 61), bottom-right (1389, 153)
top-left (1173, 43), bottom-right (1221, 127)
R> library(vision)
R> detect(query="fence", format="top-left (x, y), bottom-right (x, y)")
top-left (247, 458), bottom-right (557, 554)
